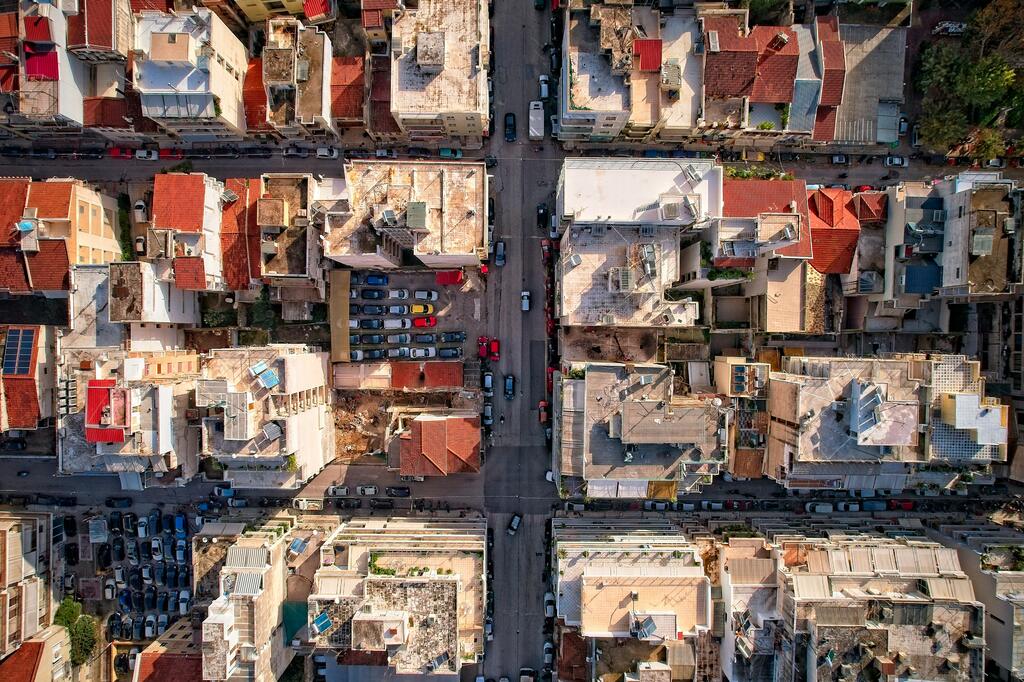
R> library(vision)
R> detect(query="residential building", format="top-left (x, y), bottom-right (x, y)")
top-left (744, 523), bottom-right (985, 682)
top-left (765, 354), bottom-right (1008, 493)
top-left (714, 356), bottom-right (770, 481)
top-left (307, 517), bottom-right (486, 675)
top-left (107, 261), bottom-right (200, 347)
top-left (133, 9), bottom-right (247, 142)
top-left (146, 173), bottom-right (228, 292)
top-left (0, 179), bottom-right (72, 300)
top-left (253, 18), bottom-right (336, 141)
top-left (1, 326), bottom-right (55, 435)
top-left (554, 159), bottom-right (723, 329)
top-left (67, 0), bottom-right (133, 62)
top-left (57, 348), bottom-right (201, 489)
top-left (196, 345), bottom-right (334, 490)
top-left (219, 178), bottom-right (262, 296)
top-left (228, 0), bottom-right (305, 25)
top-left (25, 179), bottom-right (122, 266)
top-left (202, 528), bottom-right (294, 682)
top-left (0, 510), bottom-right (53, 660)
top-left (554, 362), bottom-right (727, 497)
top-left (324, 160), bottom-right (488, 269)
top-left (717, 537), bottom-right (780, 682)
top-left (329, 56), bottom-right (365, 130)
top-left (0, 624), bottom-right (69, 682)
top-left (926, 521), bottom-right (1024, 682)
top-left (133, 618), bottom-right (203, 682)
top-left (385, 0), bottom-right (490, 147)
top-left (551, 518), bottom-right (711, 677)
top-left (394, 411), bottom-right (481, 477)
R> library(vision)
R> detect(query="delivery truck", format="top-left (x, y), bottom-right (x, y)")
top-left (528, 101), bottom-right (545, 141)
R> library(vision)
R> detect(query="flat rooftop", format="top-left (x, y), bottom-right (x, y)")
top-left (965, 184), bottom-right (1013, 295)
top-left (260, 174), bottom-right (311, 276)
top-left (135, 11), bottom-right (215, 117)
top-left (567, 13), bottom-right (629, 113)
top-left (560, 158), bottom-right (723, 224)
top-left (832, 24), bottom-right (906, 145)
top-left (558, 225), bottom-right (698, 328)
top-left (390, 0), bottom-right (487, 115)
top-left (658, 14), bottom-right (702, 130)
top-left (325, 161), bottom-right (485, 259)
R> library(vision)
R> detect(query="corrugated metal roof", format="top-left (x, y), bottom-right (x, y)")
top-left (726, 558), bottom-right (775, 586)
top-left (231, 571), bottom-right (264, 596)
top-left (792, 574), bottom-right (830, 600)
top-left (225, 546), bottom-right (269, 568)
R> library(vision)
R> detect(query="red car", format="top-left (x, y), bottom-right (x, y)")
top-left (489, 339), bottom-right (500, 361)
top-left (538, 400), bottom-right (549, 424)
top-left (888, 499), bottom-right (914, 511)
top-left (477, 336), bottom-right (489, 359)
top-left (159, 148), bottom-right (184, 160)
top-left (108, 147), bottom-right (133, 159)
top-left (413, 316), bottom-right (437, 328)
top-left (855, 185), bottom-right (874, 193)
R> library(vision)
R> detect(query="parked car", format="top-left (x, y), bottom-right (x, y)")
top-left (369, 499), bottom-right (394, 510)
top-left (361, 334), bottom-right (385, 344)
top-left (490, 339), bottom-right (501, 361)
top-left (350, 350), bottom-right (365, 361)
top-left (178, 590), bottom-right (191, 615)
top-left (414, 289), bottom-right (439, 301)
top-left (106, 496), bottom-right (132, 508)
top-left (413, 334), bottom-right (435, 344)
top-left (411, 347), bottom-right (437, 358)
top-left (521, 291), bottom-right (531, 311)
top-left (212, 483), bottom-right (234, 498)
top-left (387, 333), bottom-right (411, 344)
top-left (495, 240), bottom-right (506, 266)
top-left (387, 305), bottom-right (409, 315)
top-left (361, 288), bottom-right (386, 300)
top-left (316, 146), bottom-right (340, 159)
top-left (365, 274), bottom-right (389, 286)
top-left (830, 154), bottom-right (848, 165)
top-left (385, 487), bottom-right (411, 498)
top-left (440, 331), bottom-right (465, 343)
top-left (151, 537), bottom-right (163, 561)
top-left (911, 124), bottom-right (921, 148)
top-left (360, 319), bottom-right (384, 329)
top-left (326, 485), bottom-right (349, 497)
top-left (439, 148), bottom-right (463, 159)
top-left (884, 155), bottom-right (907, 167)
top-left (357, 486), bottom-right (378, 496)
top-left (439, 347), bottom-right (462, 358)
top-left (482, 402), bottom-right (494, 426)
top-left (174, 513), bottom-right (187, 539)
top-left (97, 543), bottom-right (112, 569)
top-left (504, 113), bottom-right (517, 142)
top-left (113, 537), bottom-right (126, 562)
top-left (388, 347), bottom-right (411, 359)
top-left (805, 502), bottom-right (834, 513)
top-left (135, 149), bottom-right (158, 161)
top-left (411, 303), bottom-right (434, 315)
top-left (413, 316), bottom-right (437, 328)
top-left (388, 289), bottom-right (409, 299)
top-left (482, 372), bottom-right (494, 397)
top-left (227, 498), bottom-right (247, 508)
top-left (365, 349), bottom-right (386, 360)
top-left (362, 305), bottom-right (385, 316)
top-left (537, 203), bottom-right (549, 229)
top-left (835, 502), bottom-right (860, 512)
top-left (283, 146), bottom-right (309, 158)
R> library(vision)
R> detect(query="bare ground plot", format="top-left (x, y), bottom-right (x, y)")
top-left (561, 327), bottom-right (660, 363)
top-left (595, 639), bottom-right (665, 682)
top-left (333, 390), bottom-right (464, 463)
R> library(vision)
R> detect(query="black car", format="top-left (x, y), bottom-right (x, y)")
top-left (361, 288), bottom-right (386, 299)
top-left (438, 347), bottom-right (462, 359)
top-left (369, 499), bottom-right (395, 510)
top-left (365, 349), bottom-right (386, 360)
top-left (112, 536), bottom-right (126, 562)
top-left (361, 304), bottom-right (385, 315)
top-left (106, 496), bottom-right (132, 508)
top-left (413, 333), bottom-right (435, 344)
top-left (440, 332), bottom-right (466, 343)
top-left (114, 653), bottom-right (130, 672)
top-left (336, 498), bottom-right (362, 509)
top-left (132, 616), bottom-right (143, 640)
top-left (487, 527), bottom-right (494, 549)
top-left (96, 543), bottom-right (112, 569)
top-left (488, 197), bottom-right (495, 226)
top-left (123, 512), bottom-right (137, 535)
top-left (131, 590), bottom-right (144, 613)
top-left (359, 319), bottom-right (383, 329)
top-left (361, 334), bottom-right (385, 344)
top-left (537, 203), bottom-right (549, 229)
top-left (108, 511), bottom-right (123, 534)
top-left (120, 617), bottom-right (133, 641)
top-left (178, 568), bottom-right (190, 590)
top-left (157, 591), bottom-right (169, 612)
top-left (385, 487), bottom-right (411, 498)
top-left (149, 510), bottom-right (161, 536)
top-left (106, 614), bottom-right (120, 642)
top-left (349, 304), bottom-right (361, 315)
top-left (64, 542), bottom-right (79, 566)
top-left (129, 569), bottom-right (143, 591)
top-left (145, 586), bottom-right (157, 610)
top-left (504, 373), bottom-right (516, 400)
top-left (161, 513), bottom-right (172, 535)
top-left (166, 564), bottom-right (177, 589)
top-left (140, 538), bottom-right (152, 561)
top-left (504, 112), bottom-right (517, 142)
top-left (55, 496), bottom-right (77, 507)
top-left (63, 515), bottom-right (77, 537)
top-left (155, 562), bottom-right (166, 587)
top-left (246, 147), bottom-right (274, 158)
top-left (349, 334), bottom-right (361, 345)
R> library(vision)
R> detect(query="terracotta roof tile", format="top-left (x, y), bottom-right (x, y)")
top-left (152, 174), bottom-right (206, 233)
top-left (819, 40), bottom-right (846, 107)
top-left (399, 415), bottom-right (480, 476)
top-left (173, 256), bottom-right (207, 290)
top-left (0, 249), bottom-right (29, 292)
top-left (3, 376), bottom-right (41, 428)
top-left (0, 12), bottom-right (16, 40)
top-left (816, 15), bottom-right (840, 42)
top-left (0, 179), bottom-right (31, 247)
top-left (221, 178), bottom-right (261, 290)
top-left (703, 19), bottom-right (798, 103)
top-left (0, 640), bottom-right (43, 682)
top-left (722, 178), bottom-right (811, 259)
top-left (558, 632), bottom-right (588, 682)
top-left (361, 9), bottom-right (383, 27)
top-left (369, 56), bottom-right (400, 134)
top-left (812, 105), bottom-right (837, 142)
top-left (83, 96), bottom-right (131, 128)
top-left (389, 361), bottom-right (463, 390)
top-left (330, 56), bottom-right (364, 122)
top-left (853, 192), bottom-right (887, 223)
top-left (26, 181), bottom-right (73, 219)
top-left (362, 0), bottom-right (397, 9)
top-left (748, 27), bottom-right (799, 103)
top-left (243, 58), bottom-right (272, 133)
top-left (304, 0), bottom-right (331, 20)
top-left (25, 239), bottom-right (71, 290)
top-left (633, 39), bottom-right (662, 72)
top-left (135, 653), bottom-right (203, 682)
top-left (807, 188), bottom-right (860, 274)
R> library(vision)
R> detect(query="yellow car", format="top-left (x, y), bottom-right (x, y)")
top-left (411, 303), bottom-right (435, 315)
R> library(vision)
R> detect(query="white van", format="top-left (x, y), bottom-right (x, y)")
top-left (383, 318), bottom-right (411, 329)
top-left (805, 502), bottom-right (834, 513)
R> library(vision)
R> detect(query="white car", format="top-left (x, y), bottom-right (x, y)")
top-left (316, 147), bottom-right (340, 159)
top-left (178, 590), bottom-right (191, 615)
top-left (157, 614), bottom-right (168, 636)
top-left (414, 290), bottom-right (439, 301)
top-left (388, 289), bottom-right (409, 300)
top-left (145, 614), bottom-right (156, 638)
top-left (411, 347), bottom-right (437, 358)
top-left (357, 485), bottom-right (378, 496)
top-left (133, 200), bottom-right (148, 223)
top-left (137, 516), bottom-right (149, 538)
top-left (141, 565), bottom-right (153, 585)
top-left (104, 578), bottom-right (116, 601)
top-left (543, 641), bottom-right (554, 666)
top-left (521, 291), bottom-right (531, 311)
top-left (544, 592), bottom-right (555, 618)
top-left (326, 485), bottom-right (349, 497)
top-left (883, 155), bottom-right (907, 168)
top-left (135, 149), bottom-right (158, 161)
top-left (114, 566), bottom-right (126, 588)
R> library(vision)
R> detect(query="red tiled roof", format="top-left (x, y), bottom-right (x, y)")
top-left (0, 12), bottom-right (18, 63)
top-left (363, 0), bottom-right (397, 9)
top-left (389, 361), bottom-right (464, 390)
top-left (816, 15), bottom-right (840, 42)
top-left (129, 0), bottom-right (171, 11)
top-left (135, 653), bottom-right (203, 682)
top-left (243, 58), bottom-right (272, 132)
top-left (153, 174), bottom-right (206, 233)
top-left (221, 178), bottom-right (261, 290)
top-left (633, 39), bottom-right (662, 72)
top-left (722, 178), bottom-right (811, 259)
top-left (748, 27), bottom-right (799, 103)
top-left (807, 188), bottom-right (860, 274)
top-left (558, 632), bottom-right (588, 682)
top-left (26, 181), bottom-right (73, 219)
top-left (0, 640), bottom-right (43, 682)
top-left (400, 415), bottom-right (481, 477)
top-left (714, 256), bottom-right (756, 268)
top-left (304, 0), bottom-right (330, 20)
top-left (3, 376), bottom-right (41, 428)
top-left (173, 256), bottom-right (206, 290)
top-left (23, 16), bottom-right (51, 43)
top-left (369, 56), bottom-right (400, 135)
top-left (330, 56), bottom-right (364, 122)
top-left (361, 9), bottom-right (383, 27)
top-left (703, 18), bottom-right (798, 103)
top-left (25, 239), bottom-right (71, 290)
top-left (819, 40), bottom-right (846, 107)
top-left (812, 105), bottom-right (837, 142)
top-left (83, 96), bottom-right (130, 128)
top-left (67, 0), bottom-right (114, 51)
top-left (0, 249), bottom-right (29, 292)
top-left (0, 179), bottom-right (31, 247)
top-left (853, 192), bottom-right (887, 223)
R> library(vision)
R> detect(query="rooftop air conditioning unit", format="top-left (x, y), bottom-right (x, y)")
top-left (640, 225), bottom-right (655, 237)
top-left (591, 224), bottom-right (606, 237)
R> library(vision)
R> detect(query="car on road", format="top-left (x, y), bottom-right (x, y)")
top-left (365, 274), bottom-right (389, 286)
top-left (415, 289), bottom-right (439, 301)
top-left (543, 592), bottom-right (555, 617)
top-left (388, 289), bottom-right (409, 299)
top-left (537, 203), bottom-right (549, 229)
top-left (830, 154), bottom-right (848, 165)
top-left (504, 374), bottom-right (515, 400)
top-left (543, 641), bottom-right (554, 666)
top-left (413, 316), bottom-right (437, 328)
top-left (805, 502), bottom-right (834, 513)
top-left (482, 372), bottom-right (494, 397)
top-left (385, 487), bottom-right (411, 498)
top-left (413, 333), bottom-right (435, 344)
top-left (316, 147), bottom-right (340, 159)
top-left (136, 149), bottom-right (159, 161)
top-left (489, 339), bottom-right (500, 361)
top-left (482, 402), bottom-right (494, 426)
top-left (835, 501), bottom-right (860, 512)
top-left (507, 513), bottom-right (522, 536)
top-left (212, 483), bottom-right (234, 498)
top-left (367, 498), bottom-right (394, 510)
top-left (227, 497), bottom-right (248, 508)
top-left (884, 155), bottom-right (907, 167)
top-left (326, 485), bottom-right (349, 497)
top-left (106, 496), bottom-right (132, 508)
top-left (521, 291), bottom-right (531, 311)
top-left (439, 147), bottom-right (463, 159)
top-left (494, 240), bottom-right (506, 266)
top-left (440, 331), bottom-right (465, 343)
top-left (504, 112), bottom-right (517, 142)
top-left (357, 485), bottom-right (378, 496)
top-left (283, 146), bottom-right (309, 158)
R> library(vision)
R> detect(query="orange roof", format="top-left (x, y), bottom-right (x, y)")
top-left (390, 361), bottom-right (464, 390)
top-left (0, 640), bottom-right (43, 682)
top-left (330, 56), bottom-right (364, 122)
top-left (25, 239), bottom-right (70, 290)
top-left (135, 653), bottom-right (203, 682)
top-left (173, 256), bottom-right (206, 290)
top-left (243, 58), bottom-right (272, 132)
top-left (853, 191), bottom-right (887, 223)
top-left (399, 415), bottom-right (480, 476)
top-left (221, 178), bottom-right (261, 291)
top-left (722, 178), bottom-right (812, 259)
top-left (807, 188), bottom-right (860, 275)
top-left (152, 174), bottom-right (206, 233)
top-left (0, 179), bottom-right (30, 247)
top-left (26, 181), bottom-right (73, 219)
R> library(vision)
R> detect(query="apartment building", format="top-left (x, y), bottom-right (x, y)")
top-left (1, 326), bottom-right (55, 435)
top-left (551, 518), bottom-right (711, 677)
top-left (133, 9), bottom-right (247, 141)
top-left (0, 511), bottom-right (53, 660)
top-left (395, 411), bottom-right (481, 477)
top-left (24, 179), bottom-right (122, 266)
top-left (202, 530), bottom-right (293, 682)
top-left (554, 159), bottom-right (722, 329)
top-left (107, 261), bottom-right (200, 348)
top-left (384, 0), bottom-right (490, 147)
top-left (0, 181), bottom-right (72, 301)
top-left (324, 160), bottom-right (488, 269)
top-left (0, 624), bottom-right (69, 682)
top-left (307, 517), bottom-right (486, 675)
top-left (554, 362), bottom-right (727, 497)
top-left (57, 348), bottom-right (201, 489)
top-left (714, 356), bottom-right (770, 480)
top-left (147, 173), bottom-right (228, 292)
top-left (765, 354), bottom-right (1008, 493)
top-left (196, 345), bottom-right (334, 490)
